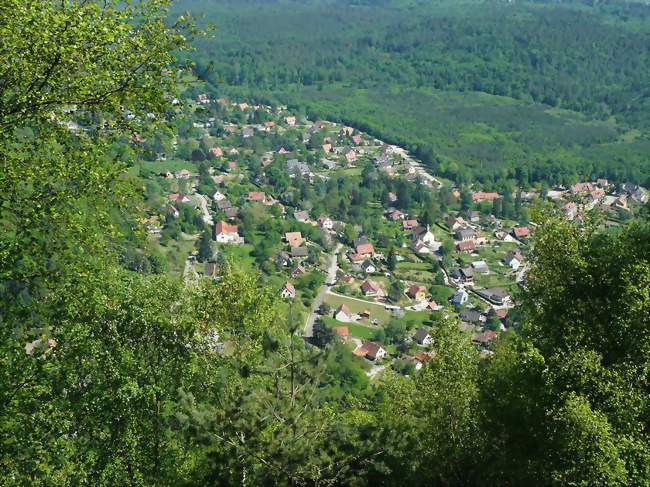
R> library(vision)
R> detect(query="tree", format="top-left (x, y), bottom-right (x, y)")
top-left (312, 318), bottom-right (335, 348)
top-left (197, 228), bottom-right (213, 262)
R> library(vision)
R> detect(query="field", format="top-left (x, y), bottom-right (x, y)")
top-left (322, 316), bottom-right (377, 340)
top-left (324, 293), bottom-right (391, 324)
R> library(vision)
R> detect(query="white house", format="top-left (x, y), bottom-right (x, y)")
top-left (334, 304), bottom-right (354, 323)
top-left (414, 328), bottom-right (434, 346)
top-left (212, 191), bottom-right (226, 202)
top-left (213, 221), bottom-right (244, 244)
top-left (280, 282), bottom-right (296, 299)
top-left (361, 260), bottom-right (377, 274)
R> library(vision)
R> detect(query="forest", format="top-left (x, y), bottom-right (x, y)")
top-left (178, 0), bottom-right (650, 186)
top-left (1, 1), bottom-right (649, 486)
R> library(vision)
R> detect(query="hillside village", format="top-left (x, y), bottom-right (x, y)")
top-left (134, 86), bottom-right (649, 377)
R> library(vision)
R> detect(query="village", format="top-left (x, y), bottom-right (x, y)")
top-left (136, 88), bottom-right (649, 377)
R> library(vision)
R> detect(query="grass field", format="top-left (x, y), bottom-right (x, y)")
top-left (324, 293), bottom-right (391, 324)
top-left (322, 316), bottom-right (377, 339)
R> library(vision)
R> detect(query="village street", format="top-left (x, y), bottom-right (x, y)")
top-left (303, 243), bottom-right (341, 337)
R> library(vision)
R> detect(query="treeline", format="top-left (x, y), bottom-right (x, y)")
top-left (185, 0), bottom-right (650, 124)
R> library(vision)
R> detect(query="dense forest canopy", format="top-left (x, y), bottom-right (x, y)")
top-left (177, 0), bottom-right (650, 186)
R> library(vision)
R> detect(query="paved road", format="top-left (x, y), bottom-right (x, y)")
top-left (303, 243), bottom-right (341, 338)
top-left (194, 194), bottom-right (214, 227)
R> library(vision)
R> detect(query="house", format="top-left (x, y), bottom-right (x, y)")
top-left (388, 192), bottom-right (398, 203)
top-left (213, 221), bottom-right (243, 244)
top-left (349, 252), bottom-right (365, 263)
top-left (563, 202), bottom-right (578, 220)
top-left (212, 191), bottom-right (226, 202)
top-left (361, 280), bottom-right (383, 297)
top-left (386, 209), bottom-right (405, 221)
top-left (413, 225), bottom-right (438, 248)
top-left (285, 232), bottom-right (303, 247)
top-left (210, 147), bottom-right (223, 158)
top-left (412, 239), bottom-right (431, 254)
top-left (459, 309), bottom-right (482, 324)
top-left (472, 192), bottom-right (500, 202)
top-left (511, 227), bottom-right (530, 239)
top-left (340, 126), bottom-right (354, 137)
top-left (263, 121), bottom-right (276, 130)
top-left (456, 240), bottom-right (476, 253)
top-left (168, 193), bottom-right (191, 204)
top-left (275, 251), bottom-right (291, 267)
top-left (361, 260), bottom-right (377, 274)
top-left (291, 265), bottom-right (306, 278)
top-left (450, 289), bottom-right (469, 306)
top-left (503, 250), bottom-right (523, 271)
top-left (402, 219), bottom-right (419, 231)
top-left (277, 146), bottom-right (290, 155)
top-left (356, 243), bottom-right (375, 257)
top-left (322, 143), bottom-right (332, 153)
top-left (407, 284), bottom-right (427, 301)
top-left (225, 207), bottom-right (239, 219)
top-left (596, 178), bottom-right (610, 187)
top-left (460, 267), bottom-right (474, 284)
top-left (280, 282), bottom-right (296, 299)
top-left (446, 216), bottom-right (466, 231)
top-left (343, 148), bottom-right (357, 164)
top-left (632, 187), bottom-right (648, 203)
top-left (227, 161), bottom-right (237, 171)
top-left (456, 228), bottom-right (476, 242)
top-left (476, 287), bottom-right (511, 305)
top-left (286, 159), bottom-right (311, 177)
top-left (426, 300), bottom-right (440, 311)
top-left (333, 326), bottom-right (349, 339)
top-left (284, 116), bottom-right (296, 126)
top-left (334, 304), bottom-right (354, 323)
top-left (351, 134), bottom-right (362, 145)
top-left (175, 169), bottom-right (192, 179)
top-left (216, 199), bottom-right (232, 211)
top-left (317, 216), bottom-right (334, 230)
top-left (294, 210), bottom-right (310, 223)
top-left (472, 260), bottom-right (489, 274)
top-left (414, 327), bottom-right (433, 346)
top-left (196, 93), bottom-right (209, 104)
top-left (291, 246), bottom-right (309, 259)
top-left (472, 330), bottom-right (498, 348)
top-left (248, 191), bottom-right (266, 203)
top-left (361, 340), bottom-right (387, 361)
top-left (571, 182), bottom-right (594, 194)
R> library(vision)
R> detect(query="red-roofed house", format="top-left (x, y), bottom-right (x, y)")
top-left (457, 240), bottom-right (476, 253)
top-left (406, 284), bottom-right (427, 301)
top-left (361, 280), bottom-right (383, 297)
top-left (213, 221), bottom-right (243, 244)
top-left (333, 326), bottom-right (349, 339)
top-left (356, 243), bottom-right (375, 257)
top-left (402, 219), bottom-right (419, 231)
top-left (280, 282), bottom-right (296, 299)
top-left (511, 227), bottom-right (530, 239)
top-left (248, 191), bottom-right (266, 203)
top-left (472, 192), bottom-right (500, 202)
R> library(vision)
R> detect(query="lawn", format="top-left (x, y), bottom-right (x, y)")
top-left (429, 285), bottom-right (455, 303)
top-left (219, 243), bottom-right (256, 271)
top-left (322, 316), bottom-right (377, 339)
top-left (324, 293), bottom-right (391, 324)
top-left (153, 237), bottom-right (196, 277)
